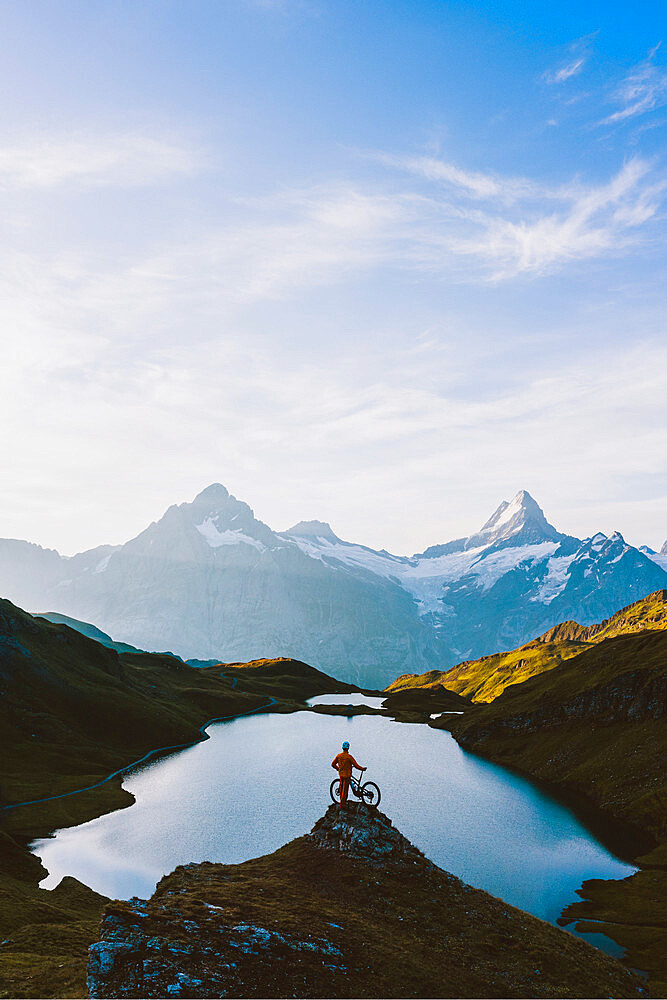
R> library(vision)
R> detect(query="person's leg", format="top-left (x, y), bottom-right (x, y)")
top-left (339, 776), bottom-right (350, 806)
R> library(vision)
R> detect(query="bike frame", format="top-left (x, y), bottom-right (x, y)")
top-left (330, 766), bottom-right (381, 807)
top-left (348, 767), bottom-right (364, 797)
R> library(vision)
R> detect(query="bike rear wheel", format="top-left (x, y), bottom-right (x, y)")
top-left (361, 781), bottom-right (381, 807)
top-left (330, 778), bottom-right (341, 804)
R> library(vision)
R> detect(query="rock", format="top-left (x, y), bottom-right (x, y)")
top-left (87, 805), bottom-right (644, 999)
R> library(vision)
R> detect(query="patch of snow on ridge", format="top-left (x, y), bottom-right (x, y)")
top-left (531, 554), bottom-right (576, 604)
top-left (400, 542), bottom-right (559, 609)
top-left (93, 554), bottom-right (113, 574)
top-left (196, 518), bottom-right (266, 552)
top-left (287, 534), bottom-right (407, 579)
top-left (488, 493), bottom-right (524, 530)
top-left (466, 542), bottom-right (559, 593)
top-left (644, 550), bottom-right (667, 572)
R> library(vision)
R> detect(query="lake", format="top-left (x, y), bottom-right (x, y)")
top-left (32, 696), bottom-right (634, 956)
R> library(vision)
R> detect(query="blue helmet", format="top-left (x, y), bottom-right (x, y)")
top-left (342, 741), bottom-right (350, 750)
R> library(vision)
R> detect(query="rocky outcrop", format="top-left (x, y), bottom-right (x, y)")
top-left (88, 805), bottom-right (644, 999)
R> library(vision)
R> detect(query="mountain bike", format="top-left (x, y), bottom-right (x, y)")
top-left (330, 767), bottom-right (381, 807)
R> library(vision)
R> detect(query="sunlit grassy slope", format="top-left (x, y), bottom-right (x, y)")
top-left (388, 588), bottom-right (667, 703)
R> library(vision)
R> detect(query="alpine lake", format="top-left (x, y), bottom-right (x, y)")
top-left (32, 693), bottom-right (634, 960)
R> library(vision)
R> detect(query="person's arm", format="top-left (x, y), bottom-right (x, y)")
top-left (331, 755), bottom-right (340, 770)
top-left (349, 755), bottom-right (366, 771)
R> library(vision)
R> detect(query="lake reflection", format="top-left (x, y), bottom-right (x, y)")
top-left (33, 708), bottom-right (633, 945)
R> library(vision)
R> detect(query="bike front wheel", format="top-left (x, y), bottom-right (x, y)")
top-left (330, 778), bottom-right (341, 804)
top-left (361, 781), bottom-right (381, 807)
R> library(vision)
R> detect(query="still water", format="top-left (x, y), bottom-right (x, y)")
top-left (33, 700), bottom-right (633, 950)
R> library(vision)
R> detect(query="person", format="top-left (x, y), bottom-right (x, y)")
top-left (331, 741), bottom-right (365, 807)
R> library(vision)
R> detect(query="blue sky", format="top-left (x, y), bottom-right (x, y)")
top-left (2, 0), bottom-right (666, 554)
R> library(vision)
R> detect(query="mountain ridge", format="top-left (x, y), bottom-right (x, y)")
top-left (0, 485), bottom-right (664, 687)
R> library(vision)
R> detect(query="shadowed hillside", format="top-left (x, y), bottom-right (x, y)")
top-left (87, 804), bottom-right (643, 999)
top-left (0, 599), bottom-right (351, 838)
top-left (442, 628), bottom-right (667, 993)
top-left (385, 596), bottom-right (666, 992)
top-left (0, 599), bottom-right (352, 999)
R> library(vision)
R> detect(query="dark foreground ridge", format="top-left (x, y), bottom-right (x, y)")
top-left (88, 805), bottom-right (644, 999)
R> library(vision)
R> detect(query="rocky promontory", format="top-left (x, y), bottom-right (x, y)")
top-left (88, 804), bottom-right (643, 999)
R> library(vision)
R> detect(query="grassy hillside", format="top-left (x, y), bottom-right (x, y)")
top-left (388, 588), bottom-right (667, 703)
top-left (0, 600), bottom-right (352, 837)
top-left (538, 588), bottom-right (667, 644)
top-left (391, 639), bottom-right (589, 702)
top-left (87, 804), bottom-right (643, 999)
top-left (443, 628), bottom-right (667, 992)
top-left (0, 599), bottom-right (352, 999)
top-left (381, 683), bottom-right (470, 717)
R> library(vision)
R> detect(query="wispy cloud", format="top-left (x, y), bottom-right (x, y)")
top-left (0, 133), bottom-right (204, 188)
top-left (542, 33), bottom-right (596, 86)
top-left (370, 152), bottom-right (665, 279)
top-left (599, 43), bottom-right (667, 126)
top-left (453, 158), bottom-right (666, 278)
top-left (375, 152), bottom-right (538, 203)
top-left (543, 57), bottom-right (586, 86)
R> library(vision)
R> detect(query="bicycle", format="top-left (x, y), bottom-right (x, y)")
top-left (330, 766), bottom-right (381, 807)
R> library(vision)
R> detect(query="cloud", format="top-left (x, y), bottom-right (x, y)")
top-left (599, 43), bottom-right (667, 126)
top-left (3, 301), bottom-right (665, 555)
top-left (374, 152), bottom-right (538, 203)
top-left (370, 152), bottom-right (666, 279)
top-left (455, 158), bottom-right (666, 277)
top-left (542, 33), bottom-right (596, 86)
top-left (0, 133), bottom-right (204, 188)
top-left (0, 136), bottom-right (664, 553)
top-left (543, 57), bottom-right (586, 86)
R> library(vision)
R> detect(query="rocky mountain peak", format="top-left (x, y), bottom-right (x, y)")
top-left (662, 540), bottom-right (667, 555)
top-left (193, 483), bottom-right (230, 504)
top-left (467, 489), bottom-right (561, 550)
top-left (284, 520), bottom-right (340, 542)
top-left (173, 484), bottom-right (278, 551)
top-left (189, 483), bottom-right (257, 530)
top-left (584, 530), bottom-right (627, 553)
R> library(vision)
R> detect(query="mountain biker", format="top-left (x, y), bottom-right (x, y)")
top-left (331, 741), bottom-right (365, 807)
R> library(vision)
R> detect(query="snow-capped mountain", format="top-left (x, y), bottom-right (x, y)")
top-left (639, 540), bottom-right (667, 573)
top-left (0, 485), bottom-right (664, 687)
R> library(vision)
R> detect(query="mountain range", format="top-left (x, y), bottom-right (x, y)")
top-left (1, 484), bottom-right (665, 687)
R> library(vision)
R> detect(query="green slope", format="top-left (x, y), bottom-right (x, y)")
top-left (538, 588), bottom-right (667, 644)
top-left (0, 598), bottom-right (352, 999)
top-left (388, 588), bottom-right (667, 703)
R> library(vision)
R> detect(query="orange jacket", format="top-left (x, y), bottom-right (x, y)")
top-left (331, 750), bottom-right (362, 778)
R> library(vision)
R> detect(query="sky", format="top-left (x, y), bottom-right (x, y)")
top-left (2, 0), bottom-right (666, 555)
